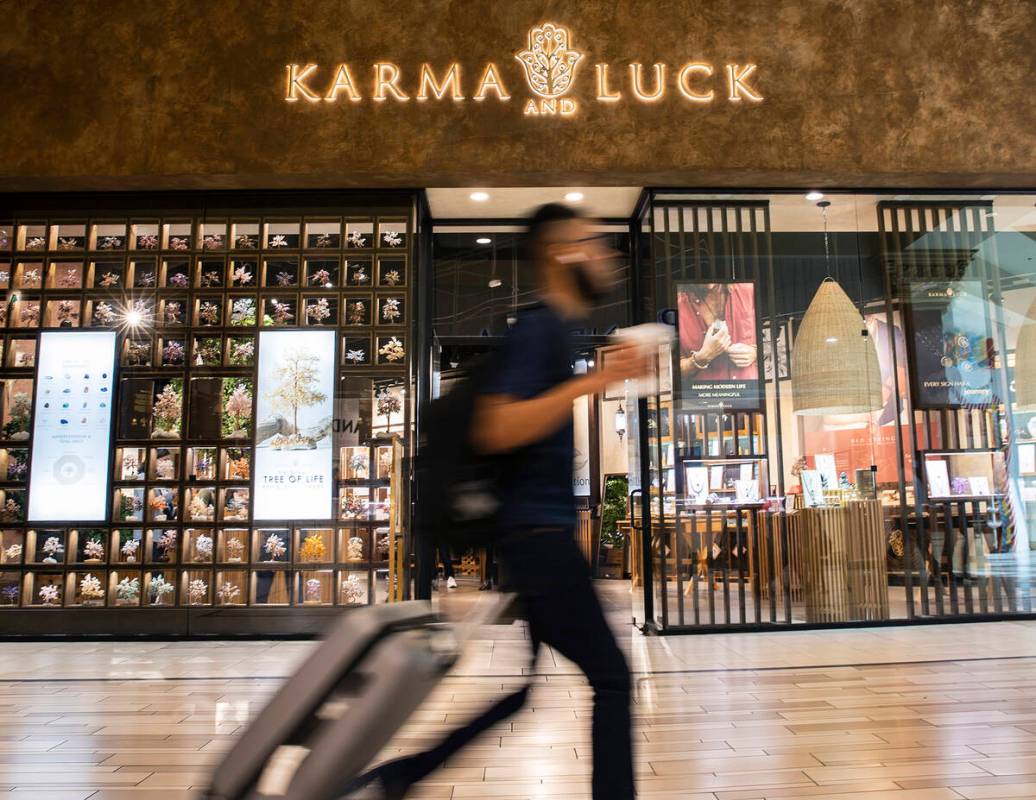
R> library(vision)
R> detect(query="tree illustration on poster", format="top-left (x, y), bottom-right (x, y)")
top-left (270, 349), bottom-right (327, 450)
top-left (253, 330), bottom-right (335, 521)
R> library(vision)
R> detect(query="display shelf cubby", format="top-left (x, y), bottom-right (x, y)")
top-left (110, 569), bottom-right (143, 607)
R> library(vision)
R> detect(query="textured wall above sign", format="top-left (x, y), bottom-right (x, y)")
top-left (0, 0), bottom-right (1033, 190)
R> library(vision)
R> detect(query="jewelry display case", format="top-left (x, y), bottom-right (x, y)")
top-left (922, 449), bottom-right (1003, 501)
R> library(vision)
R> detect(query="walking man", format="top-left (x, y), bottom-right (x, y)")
top-left (356, 203), bottom-right (649, 799)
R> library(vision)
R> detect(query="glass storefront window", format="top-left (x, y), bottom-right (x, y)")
top-left (634, 191), bottom-right (1036, 630)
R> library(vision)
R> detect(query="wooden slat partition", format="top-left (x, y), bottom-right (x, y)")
top-left (575, 508), bottom-right (597, 568)
top-left (758, 511), bottom-right (803, 604)
top-left (798, 500), bottom-right (889, 623)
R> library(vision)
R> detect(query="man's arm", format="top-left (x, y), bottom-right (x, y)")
top-left (472, 344), bottom-right (651, 455)
top-left (472, 373), bottom-right (601, 455)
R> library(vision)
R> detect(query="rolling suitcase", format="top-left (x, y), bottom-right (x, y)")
top-left (201, 600), bottom-right (459, 800)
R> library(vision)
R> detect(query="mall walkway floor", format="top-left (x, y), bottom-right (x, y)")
top-left (2, 589), bottom-right (1036, 799)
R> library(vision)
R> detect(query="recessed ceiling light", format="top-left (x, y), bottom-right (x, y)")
top-left (476, 237), bottom-right (492, 244)
top-left (564, 192), bottom-right (584, 202)
top-left (488, 278), bottom-right (502, 288)
top-left (470, 191), bottom-right (490, 202)
top-left (805, 191), bottom-right (824, 202)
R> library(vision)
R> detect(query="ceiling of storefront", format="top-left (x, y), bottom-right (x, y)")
top-left (426, 187), bottom-right (643, 220)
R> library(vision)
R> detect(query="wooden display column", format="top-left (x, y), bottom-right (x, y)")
top-left (386, 437), bottom-right (405, 602)
top-left (799, 499), bottom-right (889, 623)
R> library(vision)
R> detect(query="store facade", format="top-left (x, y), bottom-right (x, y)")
top-left (0, 1), bottom-right (1033, 634)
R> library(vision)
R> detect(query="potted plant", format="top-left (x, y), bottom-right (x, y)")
top-left (187, 578), bottom-right (208, 605)
top-left (41, 535), bottom-right (63, 564)
top-left (157, 530), bottom-right (177, 562)
top-left (299, 533), bottom-right (326, 563)
top-left (79, 574), bottom-right (104, 606)
top-left (217, 581), bottom-right (240, 605)
top-left (193, 532), bottom-right (214, 562)
top-left (225, 537), bottom-right (245, 563)
top-left (149, 575), bottom-right (174, 606)
top-left (340, 575), bottom-right (364, 605)
top-left (264, 533), bottom-right (286, 561)
top-left (599, 476), bottom-right (629, 578)
top-left (120, 534), bottom-right (141, 563)
top-left (151, 382), bottom-right (183, 439)
top-left (115, 577), bottom-right (140, 606)
top-left (222, 383), bottom-right (253, 439)
top-left (304, 577), bottom-right (323, 605)
top-left (38, 583), bottom-right (61, 606)
top-left (83, 536), bottom-right (105, 563)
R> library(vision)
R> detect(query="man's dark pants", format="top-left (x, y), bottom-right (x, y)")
top-left (381, 528), bottom-right (635, 799)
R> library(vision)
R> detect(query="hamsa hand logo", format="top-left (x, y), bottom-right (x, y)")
top-left (515, 23), bottom-right (583, 99)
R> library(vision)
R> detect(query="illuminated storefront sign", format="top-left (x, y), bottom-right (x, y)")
top-left (285, 22), bottom-right (763, 116)
top-left (27, 331), bottom-right (117, 522)
top-left (253, 330), bottom-right (336, 521)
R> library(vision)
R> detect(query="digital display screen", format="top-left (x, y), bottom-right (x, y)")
top-left (28, 331), bottom-right (117, 521)
top-left (676, 281), bottom-right (761, 410)
top-left (253, 330), bottom-right (336, 520)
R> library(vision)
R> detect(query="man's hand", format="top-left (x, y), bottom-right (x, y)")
top-left (726, 342), bottom-right (757, 368)
top-left (594, 344), bottom-right (653, 392)
top-left (698, 324), bottom-right (731, 363)
top-left (474, 344), bottom-right (652, 455)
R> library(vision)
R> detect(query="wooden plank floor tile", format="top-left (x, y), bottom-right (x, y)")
top-left (0, 588), bottom-right (1034, 798)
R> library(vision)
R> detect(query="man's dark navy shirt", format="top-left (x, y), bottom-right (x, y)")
top-left (483, 304), bottom-right (576, 529)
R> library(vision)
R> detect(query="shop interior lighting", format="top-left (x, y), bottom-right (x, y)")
top-left (476, 237), bottom-right (492, 244)
top-left (805, 191), bottom-right (824, 201)
top-left (564, 191), bottom-right (584, 202)
top-left (614, 404), bottom-right (627, 441)
top-left (120, 304), bottom-right (152, 330)
top-left (469, 191), bottom-right (490, 202)
top-left (488, 278), bottom-right (502, 288)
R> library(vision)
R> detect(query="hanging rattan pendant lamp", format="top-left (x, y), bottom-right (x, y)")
top-left (791, 201), bottom-right (882, 416)
top-left (791, 278), bottom-right (882, 415)
top-left (1014, 296), bottom-right (1036, 411)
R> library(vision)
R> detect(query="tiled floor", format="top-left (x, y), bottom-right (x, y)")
top-left (2, 582), bottom-right (1036, 799)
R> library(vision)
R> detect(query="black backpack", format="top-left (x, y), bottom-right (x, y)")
top-left (415, 359), bottom-right (507, 548)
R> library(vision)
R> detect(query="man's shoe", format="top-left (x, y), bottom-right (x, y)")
top-left (341, 762), bottom-right (411, 799)
top-left (446, 576), bottom-right (457, 589)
